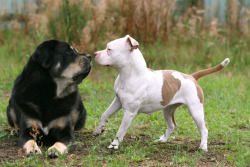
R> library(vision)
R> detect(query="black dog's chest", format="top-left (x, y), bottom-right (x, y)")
top-left (21, 92), bottom-right (78, 124)
top-left (43, 97), bottom-right (78, 121)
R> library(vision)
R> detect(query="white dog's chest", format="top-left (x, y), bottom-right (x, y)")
top-left (115, 71), bottom-right (166, 113)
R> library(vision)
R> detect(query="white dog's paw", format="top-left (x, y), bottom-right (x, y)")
top-left (107, 139), bottom-right (119, 149)
top-left (94, 126), bottom-right (105, 136)
top-left (154, 135), bottom-right (168, 143)
top-left (199, 145), bottom-right (208, 152)
top-left (108, 144), bottom-right (119, 149)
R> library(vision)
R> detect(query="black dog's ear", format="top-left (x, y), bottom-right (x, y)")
top-left (32, 40), bottom-right (58, 68)
top-left (32, 51), bottom-right (52, 68)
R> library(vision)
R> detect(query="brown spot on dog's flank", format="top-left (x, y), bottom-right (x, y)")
top-left (196, 85), bottom-right (204, 103)
top-left (161, 70), bottom-right (181, 106)
top-left (182, 73), bottom-right (204, 103)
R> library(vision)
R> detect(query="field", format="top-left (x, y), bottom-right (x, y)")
top-left (0, 1), bottom-right (249, 166)
top-left (0, 28), bottom-right (249, 166)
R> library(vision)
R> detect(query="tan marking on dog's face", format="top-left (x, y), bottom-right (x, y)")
top-left (48, 142), bottom-right (68, 156)
top-left (23, 140), bottom-right (42, 155)
top-left (55, 62), bottom-right (61, 71)
top-left (161, 70), bottom-right (181, 106)
top-left (61, 61), bottom-right (82, 79)
top-left (182, 74), bottom-right (204, 103)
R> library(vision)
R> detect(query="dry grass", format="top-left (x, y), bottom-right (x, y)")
top-left (0, 0), bottom-right (249, 51)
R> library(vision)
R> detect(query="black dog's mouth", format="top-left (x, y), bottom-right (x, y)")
top-left (72, 67), bottom-right (91, 85)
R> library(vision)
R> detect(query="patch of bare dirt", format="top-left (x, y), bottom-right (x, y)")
top-left (125, 134), bottom-right (234, 166)
top-left (0, 129), bottom-right (234, 166)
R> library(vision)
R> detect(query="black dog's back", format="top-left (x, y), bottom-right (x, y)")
top-left (6, 40), bottom-right (91, 156)
top-left (7, 58), bottom-right (87, 146)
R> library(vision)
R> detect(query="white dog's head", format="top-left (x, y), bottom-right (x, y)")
top-left (94, 35), bottom-right (139, 68)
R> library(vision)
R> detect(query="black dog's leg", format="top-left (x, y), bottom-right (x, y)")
top-left (47, 121), bottom-right (75, 158)
top-left (18, 116), bottom-right (43, 155)
top-left (7, 99), bottom-right (21, 135)
top-left (74, 107), bottom-right (87, 131)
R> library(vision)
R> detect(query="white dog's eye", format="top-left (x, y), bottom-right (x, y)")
top-left (107, 48), bottom-right (111, 54)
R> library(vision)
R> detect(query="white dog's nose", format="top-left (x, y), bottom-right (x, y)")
top-left (93, 52), bottom-right (98, 57)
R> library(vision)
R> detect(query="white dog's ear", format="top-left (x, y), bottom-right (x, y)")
top-left (126, 35), bottom-right (139, 50)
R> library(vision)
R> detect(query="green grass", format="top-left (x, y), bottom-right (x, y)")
top-left (0, 31), bottom-right (249, 166)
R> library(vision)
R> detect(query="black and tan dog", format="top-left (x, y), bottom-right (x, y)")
top-left (7, 40), bottom-right (91, 157)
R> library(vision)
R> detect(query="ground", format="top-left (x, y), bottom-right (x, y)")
top-left (0, 128), bottom-right (235, 166)
top-left (0, 35), bottom-right (249, 166)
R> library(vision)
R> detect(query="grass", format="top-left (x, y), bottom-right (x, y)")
top-left (0, 31), bottom-right (249, 166)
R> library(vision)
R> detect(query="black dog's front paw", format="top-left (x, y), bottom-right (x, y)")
top-left (48, 149), bottom-right (59, 158)
top-left (23, 140), bottom-right (42, 156)
top-left (48, 142), bottom-right (68, 158)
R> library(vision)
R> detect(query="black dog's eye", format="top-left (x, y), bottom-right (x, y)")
top-left (67, 48), bottom-right (73, 54)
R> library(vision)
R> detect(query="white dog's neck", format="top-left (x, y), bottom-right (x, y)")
top-left (117, 49), bottom-right (147, 78)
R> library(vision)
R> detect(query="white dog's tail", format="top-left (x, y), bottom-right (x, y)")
top-left (191, 58), bottom-right (230, 81)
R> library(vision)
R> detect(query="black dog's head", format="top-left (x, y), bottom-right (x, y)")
top-left (32, 40), bottom-right (92, 86)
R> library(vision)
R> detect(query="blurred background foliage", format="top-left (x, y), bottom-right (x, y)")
top-left (0, 0), bottom-right (249, 72)
top-left (0, 1), bottom-right (249, 166)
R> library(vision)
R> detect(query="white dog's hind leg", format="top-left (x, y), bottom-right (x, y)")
top-left (187, 104), bottom-right (208, 151)
top-left (155, 104), bottom-right (180, 143)
top-left (94, 97), bottom-right (122, 135)
top-left (108, 110), bottom-right (136, 149)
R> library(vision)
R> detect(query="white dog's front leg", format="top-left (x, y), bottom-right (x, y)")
top-left (108, 111), bottom-right (136, 149)
top-left (94, 97), bottom-right (122, 135)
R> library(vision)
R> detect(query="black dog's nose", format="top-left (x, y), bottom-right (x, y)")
top-left (86, 54), bottom-right (91, 60)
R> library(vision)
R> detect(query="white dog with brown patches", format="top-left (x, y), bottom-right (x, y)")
top-left (93, 35), bottom-right (230, 151)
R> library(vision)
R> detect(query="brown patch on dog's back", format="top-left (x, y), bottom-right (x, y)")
top-left (161, 70), bottom-right (181, 106)
top-left (182, 74), bottom-right (204, 103)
